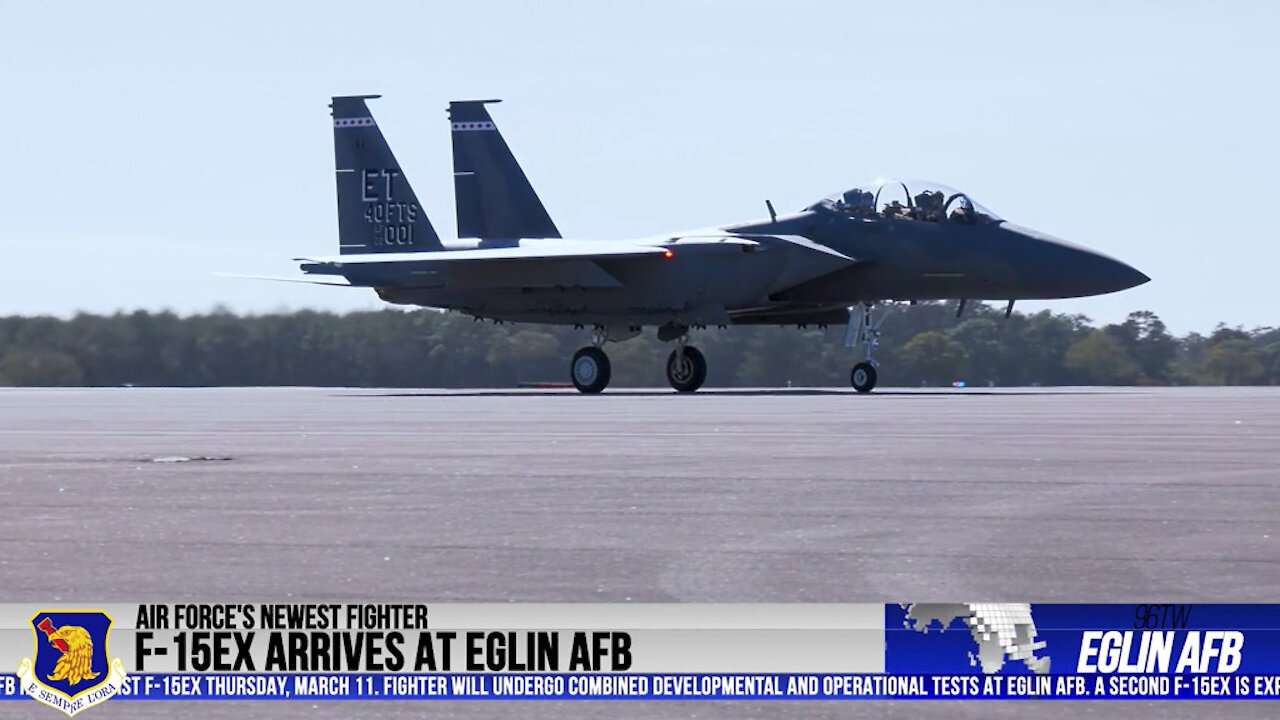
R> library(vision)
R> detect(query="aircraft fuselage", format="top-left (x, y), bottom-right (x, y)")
top-left (360, 207), bottom-right (1147, 329)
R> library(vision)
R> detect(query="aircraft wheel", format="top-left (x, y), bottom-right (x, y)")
top-left (666, 346), bottom-right (707, 393)
top-left (851, 362), bottom-right (878, 394)
top-left (570, 347), bottom-right (611, 394)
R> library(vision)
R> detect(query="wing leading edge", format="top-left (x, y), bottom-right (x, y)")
top-left (297, 240), bottom-right (674, 267)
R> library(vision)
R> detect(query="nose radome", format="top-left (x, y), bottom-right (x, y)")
top-left (1108, 259), bottom-right (1150, 291)
top-left (1003, 223), bottom-right (1149, 297)
top-left (1064, 244), bottom-right (1149, 296)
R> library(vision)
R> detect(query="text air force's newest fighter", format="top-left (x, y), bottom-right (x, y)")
top-left (296, 95), bottom-right (1148, 393)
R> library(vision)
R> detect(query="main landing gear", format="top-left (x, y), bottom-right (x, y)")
top-left (665, 342), bottom-right (707, 393)
top-left (570, 346), bottom-right (610, 394)
top-left (569, 326), bottom-right (707, 394)
top-left (845, 302), bottom-right (890, 393)
top-left (569, 328), bottom-right (612, 394)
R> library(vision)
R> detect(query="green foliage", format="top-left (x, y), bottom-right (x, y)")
top-left (1199, 339), bottom-right (1265, 385)
top-left (0, 304), bottom-right (1273, 387)
top-left (1105, 310), bottom-right (1178, 383)
top-left (1065, 331), bottom-right (1140, 385)
top-left (947, 318), bottom-right (1005, 385)
top-left (1262, 342), bottom-right (1280, 384)
top-left (0, 350), bottom-right (84, 386)
top-left (900, 331), bottom-right (968, 386)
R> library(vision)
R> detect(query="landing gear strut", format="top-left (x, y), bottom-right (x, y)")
top-left (845, 303), bottom-right (890, 393)
top-left (570, 328), bottom-right (611, 394)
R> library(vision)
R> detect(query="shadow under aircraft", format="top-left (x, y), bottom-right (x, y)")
top-left (283, 96), bottom-right (1148, 394)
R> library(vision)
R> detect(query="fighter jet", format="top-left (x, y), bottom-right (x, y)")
top-left (295, 95), bottom-right (1148, 394)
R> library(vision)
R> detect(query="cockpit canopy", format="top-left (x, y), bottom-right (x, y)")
top-left (808, 180), bottom-right (1003, 225)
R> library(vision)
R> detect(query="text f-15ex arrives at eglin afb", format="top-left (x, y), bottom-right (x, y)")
top-left (291, 95), bottom-right (1148, 394)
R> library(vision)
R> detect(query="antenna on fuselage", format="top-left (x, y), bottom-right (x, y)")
top-left (765, 200), bottom-right (777, 223)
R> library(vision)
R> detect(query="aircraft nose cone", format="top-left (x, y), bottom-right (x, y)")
top-left (1108, 259), bottom-right (1150, 291)
top-left (1004, 223), bottom-right (1149, 298)
top-left (1066, 246), bottom-right (1150, 296)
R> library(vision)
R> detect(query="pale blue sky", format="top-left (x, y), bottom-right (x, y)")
top-left (1, 1), bottom-right (1276, 333)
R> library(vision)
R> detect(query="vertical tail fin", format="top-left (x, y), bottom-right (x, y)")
top-left (332, 95), bottom-right (442, 254)
top-left (449, 100), bottom-right (561, 240)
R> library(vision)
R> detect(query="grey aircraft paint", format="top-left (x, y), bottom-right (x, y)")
top-left (331, 95), bottom-right (441, 254)
top-left (299, 96), bottom-right (1149, 393)
top-left (450, 99), bottom-right (560, 241)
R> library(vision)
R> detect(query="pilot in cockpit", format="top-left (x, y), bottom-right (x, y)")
top-left (839, 189), bottom-right (875, 216)
top-left (947, 194), bottom-right (976, 224)
top-left (881, 200), bottom-right (908, 218)
top-left (913, 190), bottom-right (945, 222)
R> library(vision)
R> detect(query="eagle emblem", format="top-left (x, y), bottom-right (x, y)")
top-left (40, 619), bottom-right (102, 686)
top-left (18, 610), bottom-right (127, 717)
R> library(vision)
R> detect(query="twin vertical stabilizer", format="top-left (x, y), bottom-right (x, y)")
top-left (331, 96), bottom-right (560, 254)
top-left (450, 100), bottom-right (561, 241)
top-left (332, 95), bottom-right (442, 254)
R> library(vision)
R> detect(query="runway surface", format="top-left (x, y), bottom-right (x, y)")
top-left (1, 386), bottom-right (1277, 718)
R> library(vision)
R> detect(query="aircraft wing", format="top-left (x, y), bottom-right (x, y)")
top-left (213, 272), bottom-right (357, 286)
top-left (297, 240), bottom-right (696, 290)
top-left (295, 240), bottom-right (674, 266)
top-left (728, 305), bottom-right (852, 325)
top-left (293, 234), bottom-right (851, 294)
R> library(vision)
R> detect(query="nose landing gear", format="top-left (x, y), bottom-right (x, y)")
top-left (850, 362), bottom-right (877, 393)
top-left (845, 303), bottom-right (889, 393)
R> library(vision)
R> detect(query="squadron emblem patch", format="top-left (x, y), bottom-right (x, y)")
top-left (17, 611), bottom-right (127, 717)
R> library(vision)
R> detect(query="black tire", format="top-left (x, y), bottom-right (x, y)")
top-left (570, 347), bottom-right (611, 394)
top-left (666, 346), bottom-right (707, 393)
top-left (851, 362), bottom-right (878, 393)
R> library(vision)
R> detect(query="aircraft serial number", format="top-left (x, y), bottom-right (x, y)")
top-left (372, 223), bottom-right (415, 246)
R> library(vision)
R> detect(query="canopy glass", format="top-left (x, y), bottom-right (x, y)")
top-left (809, 180), bottom-right (1002, 224)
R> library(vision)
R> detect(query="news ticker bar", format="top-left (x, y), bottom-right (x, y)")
top-left (5, 673), bottom-right (1280, 700)
top-left (7, 603), bottom-right (1280, 704)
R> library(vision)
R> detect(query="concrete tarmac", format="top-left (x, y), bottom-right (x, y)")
top-left (1, 386), bottom-right (1277, 718)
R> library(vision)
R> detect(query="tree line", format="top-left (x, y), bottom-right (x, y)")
top-left (0, 304), bottom-right (1276, 388)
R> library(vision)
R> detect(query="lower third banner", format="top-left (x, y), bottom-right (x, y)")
top-left (0, 603), bottom-right (1278, 714)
